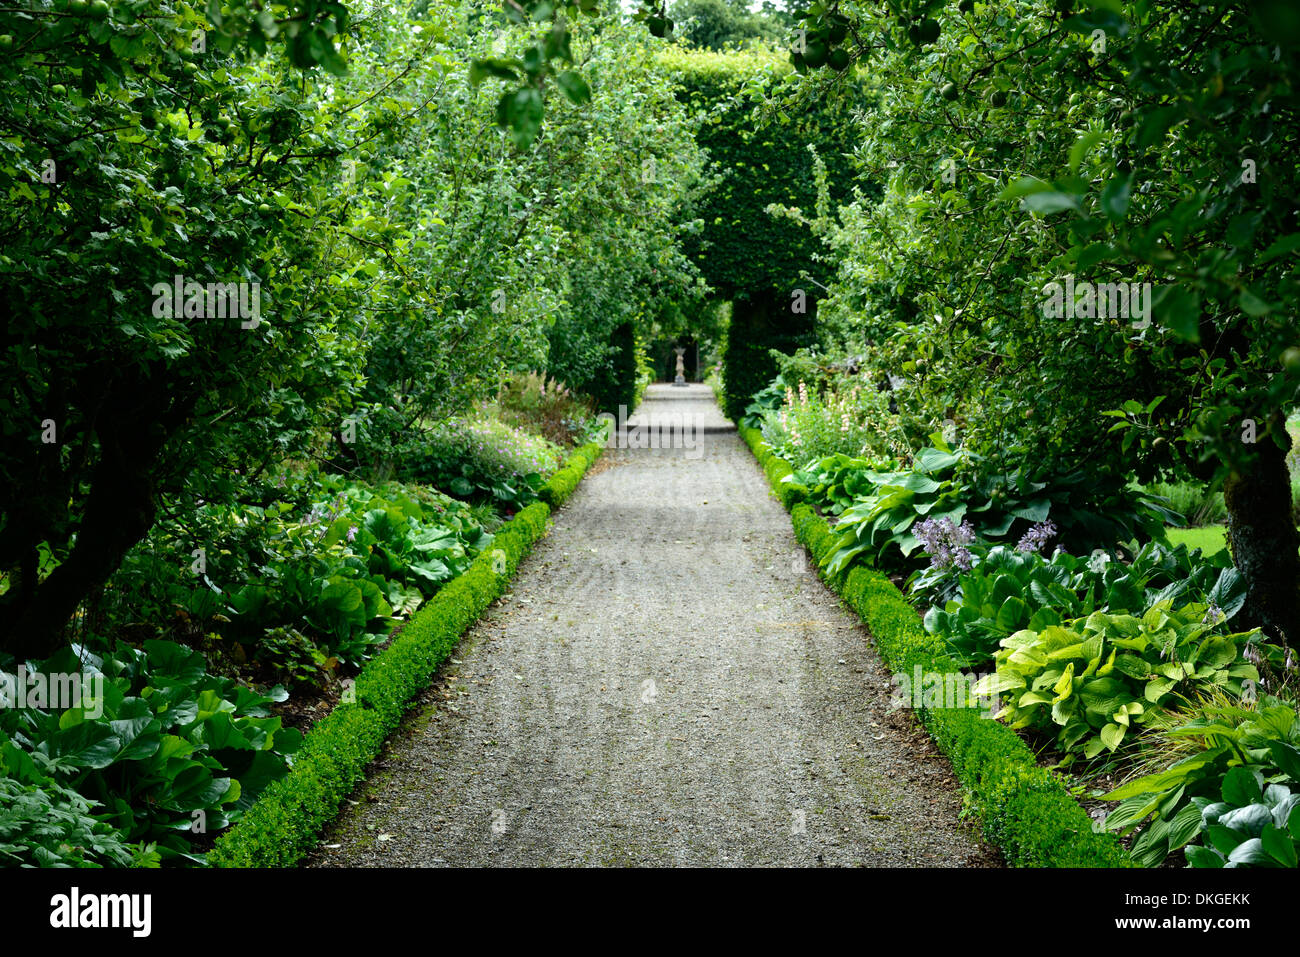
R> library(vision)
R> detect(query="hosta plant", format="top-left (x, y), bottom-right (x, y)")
top-left (924, 541), bottom-right (1247, 668)
top-left (113, 475), bottom-right (493, 669)
top-left (814, 437), bottom-right (1178, 578)
top-left (1102, 699), bottom-right (1300, 867)
top-left (783, 452), bottom-right (904, 516)
top-left (974, 601), bottom-right (1260, 760)
top-left (1185, 769), bottom-right (1300, 868)
top-left (820, 443), bottom-right (968, 576)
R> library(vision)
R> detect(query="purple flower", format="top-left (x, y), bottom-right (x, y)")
top-left (1016, 520), bottom-right (1057, 554)
top-left (346, 525), bottom-right (358, 542)
top-left (302, 504), bottom-right (327, 527)
top-left (913, 517), bottom-right (976, 570)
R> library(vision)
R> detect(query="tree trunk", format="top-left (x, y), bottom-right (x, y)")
top-left (1223, 420), bottom-right (1300, 652)
top-left (1, 384), bottom-right (177, 660)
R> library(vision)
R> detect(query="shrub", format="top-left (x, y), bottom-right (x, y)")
top-left (720, 292), bottom-right (816, 421)
top-left (399, 417), bottom-right (564, 507)
top-left (494, 372), bottom-right (597, 447)
top-left (809, 441), bottom-right (1177, 579)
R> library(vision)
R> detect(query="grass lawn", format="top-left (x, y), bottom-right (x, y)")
top-left (1166, 525), bottom-right (1229, 557)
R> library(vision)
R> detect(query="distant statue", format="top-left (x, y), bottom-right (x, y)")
top-left (673, 347), bottom-right (687, 386)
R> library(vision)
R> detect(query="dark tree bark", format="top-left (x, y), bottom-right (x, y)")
top-left (0, 374), bottom-right (187, 660)
top-left (1223, 415), bottom-right (1300, 652)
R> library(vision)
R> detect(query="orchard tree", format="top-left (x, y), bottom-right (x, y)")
top-left (784, 0), bottom-right (1300, 648)
top-left (0, 1), bottom-right (383, 657)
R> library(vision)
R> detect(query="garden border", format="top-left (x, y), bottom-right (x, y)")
top-left (736, 421), bottom-right (1132, 867)
top-left (208, 440), bottom-right (606, 867)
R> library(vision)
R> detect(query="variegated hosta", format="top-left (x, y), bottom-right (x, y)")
top-left (974, 601), bottom-right (1260, 760)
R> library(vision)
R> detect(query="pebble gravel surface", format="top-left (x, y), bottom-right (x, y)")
top-left (307, 384), bottom-right (1000, 867)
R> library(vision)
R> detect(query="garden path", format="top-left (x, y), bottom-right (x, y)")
top-left (308, 384), bottom-right (997, 866)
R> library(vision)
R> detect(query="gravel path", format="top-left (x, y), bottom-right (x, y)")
top-left (308, 384), bottom-right (999, 867)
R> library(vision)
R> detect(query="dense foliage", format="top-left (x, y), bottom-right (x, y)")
top-left (0, 0), bottom-right (704, 659)
top-left (658, 46), bottom-right (865, 418)
top-left (775, 0), bottom-right (1300, 649)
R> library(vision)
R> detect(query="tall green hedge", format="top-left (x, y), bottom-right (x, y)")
top-left (657, 47), bottom-right (864, 418)
top-left (720, 288), bottom-right (815, 420)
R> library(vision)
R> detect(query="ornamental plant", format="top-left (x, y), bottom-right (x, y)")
top-left (398, 418), bottom-right (563, 510)
top-left (1185, 769), bottom-right (1300, 869)
top-left (1102, 698), bottom-right (1300, 867)
top-left (782, 451), bottom-right (904, 515)
top-left (974, 601), bottom-right (1261, 760)
top-left (0, 640), bottom-right (302, 863)
top-left (811, 432), bottom-right (1174, 579)
top-left (760, 377), bottom-right (900, 467)
top-left (923, 541), bottom-right (1248, 668)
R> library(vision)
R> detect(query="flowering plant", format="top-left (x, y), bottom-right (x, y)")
top-left (760, 377), bottom-right (901, 466)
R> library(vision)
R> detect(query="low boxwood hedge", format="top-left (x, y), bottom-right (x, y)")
top-left (737, 422), bottom-right (805, 510)
top-left (738, 421), bottom-right (1130, 867)
top-left (208, 451), bottom-right (598, 868)
top-left (538, 440), bottom-right (603, 508)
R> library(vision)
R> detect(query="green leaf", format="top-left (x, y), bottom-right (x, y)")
top-left (1268, 740), bottom-right (1300, 783)
top-left (1153, 284), bottom-right (1200, 342)
top-left (995, 596), bottom-right (1028, 633)
top-left (1205, 823), bottom-right (1245, 856)
top-left (1068, 130), bottom-right (1104, 172)
top-left (470, 58), bottom-right (519, 85)
top-left (999, 175), bottom-right (1054, 201)
top-left (1222, 766), bottom-right (1263, 806)
top-left (1259, 233), bottom-right (1300, 264)
top-left (556, 71), bottom-right (591, 106)
top-left (1239, 290), bottom-right (1271, 316)
top-left (1023, 191), bottom-right (1080, 215)
top-left (1100, 721), bottom-right (1126, 751)
top-left (1226, 837), bottom-right (1274, 866)
top-left (1167, 802), bottom-right (1205, 850)
top-left (1184, 844), bottom-right (1223, 868)
top-left (1100, 172), bottom-right (1132, 222)
top-left (1102, 748), bottom-right (1223, 800)
top-left (1260, 822), bottom-right (1298, 867)
top-left (38, 722), bottom-right (121, 769)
